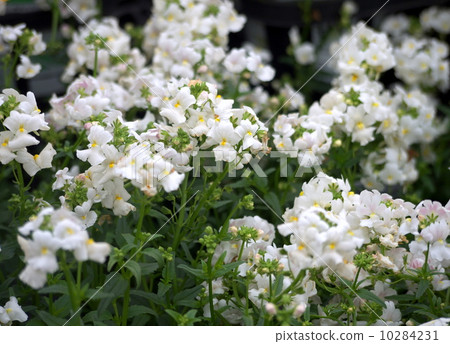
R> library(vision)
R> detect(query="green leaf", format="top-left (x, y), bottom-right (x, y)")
top-left (148, 209), bottom-right (169, 221)
top-left (416, 280), bottom-right (429, 299)
top-left (38, 284), bottom-right (68, 295)
top-left (157, 282), bottom-right (171, 297)
top-left (130, 290), bottom-right (165, 306)
top-left (128, 305), bottom-right (158, 318)
top-left (140, 262), bottom-right (159, 275)
top-left (212, 261), bottom-right (243, 279)
top-left (141, 248), bottom-right (164, 266)
top-left (273, 274), bottom-right (284, 296)
top-left (173, 285), bottom-right (203, 307)
top-left (211, 200), bottom-right (233, 209)
top-left (125, 260), bottom-right (142, 286)
top-left (165, 309), bottom-right (181, 322)
top-left (36, 310), bottom-right (65, 326)
top-left (178, 264), bottom-right (207, 279)
top-left (356, 288), bottom-right (386, 308)
top-left (264, 192), bottom-right (282, 216)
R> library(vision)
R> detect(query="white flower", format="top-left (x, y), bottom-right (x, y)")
top-left (74, 201), bottom-right (97, 228)
top-left (375, 301), bottom-right (402, 325)
top-left (160, 87), bottom-right (195, 124)
top-left (0, 24), bottom-right (25, 42)
top-left (3, 111), bottom-right (42, 150)
top-left (18, 230), bottom-right (60, 273)
top-left (16, 55), bottom-right (41, 79)
top-left (77, 125), bottom-right (113, 166)
top-left (74, 238), bottom-right (111, 263)
top-left (52, 167), bottom-right (73, 190)
top-left (0, 131), bottom-right (16, 164)
top-left (235, 119), bottom-right (261, 150)
top-left (345, 105), bottom-right (375, 145)
top-left (102, 179), bottom-right (135, 216)
top-left (246, 52), bottom-right (275, 82)
top-left (224, 48), bottom-right (247, 73)
top-left (420, 317), bottom-right (450, 326)
top-left (0, 297), bottom-right (28, 324)
top-left (15, 143), bottom-right (56, 176)
top-left (53, 218), bottom-right (86, 251)
top-left (294, 43), bottom-right (315, 65)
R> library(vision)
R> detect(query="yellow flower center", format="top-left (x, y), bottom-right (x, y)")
top-left (174, 101), bottom-right (181, 108)
top-left (33, 154), bottom-right (39, 161)
top-left (289, 216), bottom-right (298, 222)
top-left (297, 244), bottom-right (305, 251)
top-left (41, 247), bottom-right (48, 255)
top-left (115, 195), bottom-right (123, 201)
top-left (220, 138), bottom-right (227, 146)
top-left (328, 243), bottom-right (336, 249)
top-left (19, 125), bottom-right (25, 133)
top-left (356, 122), bottom-right (365, 130)
top-left (87, 239), bottom-right (94, 245)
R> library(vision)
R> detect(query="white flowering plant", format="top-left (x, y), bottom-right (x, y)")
top-left (0, 0), bottom-right (448, 327)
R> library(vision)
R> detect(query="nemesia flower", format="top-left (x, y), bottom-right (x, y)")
top-left (0, 297), bottom-right (28, 324)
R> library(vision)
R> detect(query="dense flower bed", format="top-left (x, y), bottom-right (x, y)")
top-left (0, 0), bottom-right (449, 326)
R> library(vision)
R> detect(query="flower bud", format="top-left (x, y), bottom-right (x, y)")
top-left (293, 303), bottom-right (306, 317)
top-left (265, 303), bottom-right (277, 316)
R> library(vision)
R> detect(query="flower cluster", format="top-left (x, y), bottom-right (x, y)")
top-left (274, 23), bottom-right (446, 189)
top-left (205, 216), bottom-right (316, 324)
top-left (0, 23), bottom-right (46, 79)
top-left (280, 173), bottom-right (449, 283)
top-left (63, 17), bottom-right (146, 82)
top-left (420, 7), bottom-right (450, 35)
top-left (331, 22), bottom-right (395, 79)
top-left (394, 38), bottom-right (449, 91)
top-left (278, 173), bottom-right (449, 325)
top-left (17, 206), bottom-right (110, 289)
top-left (0, 89), bottom-right (56, 176)
top-left (142, 0), bottom-right (274, 88)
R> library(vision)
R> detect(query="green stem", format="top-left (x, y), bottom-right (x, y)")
top-left (50, 0), bottom-right (59, 48)
top-left (93, 47), bottom-right (98, 77)
top-left (207, 254), bottom-right (215, 323)
top-left (61, 254), bottom-right (81, 325)
top-left (135, 200), bottom-right (146, 244)
top-left (121, 283), bottom-right (130, 326)
top-left (77, 262), bottom-right (82, 289)
top-left (13, 162), bottom-right (26, 221)
top-left (186, 164), bottom-right (229, 229)
top-left (173, 176), bottom-right (188, 251)
top-left (352, 266), bottom-right (362, 290)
